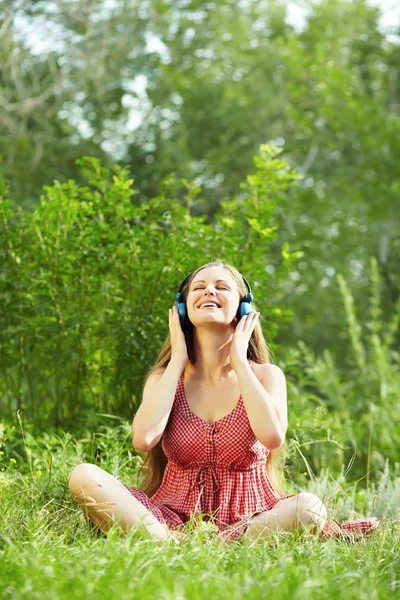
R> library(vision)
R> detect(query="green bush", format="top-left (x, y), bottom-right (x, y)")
top-left (282, 257), bottom-right (400, 483)
top-left (0, 145), bottom-right (299, 427)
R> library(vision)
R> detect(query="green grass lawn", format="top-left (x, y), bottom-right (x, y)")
top-left (1, 420), bottom-right (400, 599)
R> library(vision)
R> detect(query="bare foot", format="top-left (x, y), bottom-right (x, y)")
top-left (168, 531), bottom-right (187, 544)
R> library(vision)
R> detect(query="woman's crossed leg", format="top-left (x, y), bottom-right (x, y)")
top-left (243, 492), bottom-right (328, 543)
top-left (68, 463), bottom-right (175, 541)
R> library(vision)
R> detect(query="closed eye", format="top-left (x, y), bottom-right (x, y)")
top-left (193, 286), bottom-right (229, 290)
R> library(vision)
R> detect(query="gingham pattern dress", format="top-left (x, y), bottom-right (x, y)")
top-left (124, 359), bottom-right (379, 544)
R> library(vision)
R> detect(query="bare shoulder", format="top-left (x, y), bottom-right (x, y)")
top-left (252, 362), bottom-right (285, 382)
top-left (145, 365), bottom-right (167, 384)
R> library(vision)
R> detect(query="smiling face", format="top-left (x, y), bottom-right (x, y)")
top-left (186, 266), bottom-right (241, 327)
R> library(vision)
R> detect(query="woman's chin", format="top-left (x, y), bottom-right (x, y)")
top-left (193, 318), bottom-right (235, 328)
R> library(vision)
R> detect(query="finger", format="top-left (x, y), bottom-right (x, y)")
top-left (236, 315), bottom-right (246, 330)
top-left (243, 312), bottom-right (253, 325)
top-left (251, 312), bottom-right (260, 330)
top-left (174, 307), bottom-right (182, 325)
top-left (244, 311), bottom-right (259, 330)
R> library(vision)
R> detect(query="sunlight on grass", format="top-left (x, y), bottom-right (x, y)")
top-left (0, 423), bottom-right (400, 599)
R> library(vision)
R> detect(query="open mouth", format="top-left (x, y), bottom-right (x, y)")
top-left (198, 302), bottom-right (221, 309)
top-left (199, 305), bottom-right (220, 309)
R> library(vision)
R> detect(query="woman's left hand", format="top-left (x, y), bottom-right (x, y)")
top-left (229, 311), bottom-right (260, 369)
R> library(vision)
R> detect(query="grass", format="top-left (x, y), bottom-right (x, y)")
top-left (1, 418), bottom-right (400, 599)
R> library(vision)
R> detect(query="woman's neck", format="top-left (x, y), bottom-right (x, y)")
top-left (187, 327), bottom-right (237, 382)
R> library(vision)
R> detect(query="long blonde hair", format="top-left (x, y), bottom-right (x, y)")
top-left (136, 260), bottom-right (287, 497)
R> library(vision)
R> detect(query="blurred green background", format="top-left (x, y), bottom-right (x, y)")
top-left (0, 0), bottom-right (399, 485)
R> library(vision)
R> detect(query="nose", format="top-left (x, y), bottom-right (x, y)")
top-left (203, 286), bottom-right (216, 296)
top-left (198, 286), bottom-right (217, 306)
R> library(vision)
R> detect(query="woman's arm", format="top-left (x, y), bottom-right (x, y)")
top-left (132, 359), bottom-right (186, 452)
top-left (234, 362), bottom-right (288, 449)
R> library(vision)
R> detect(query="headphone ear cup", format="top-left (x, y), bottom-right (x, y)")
top-left (237, 292), bottom-right (254, 321)
top-left (177, 302), bottom-right (186, 328)
top-left (239, 301), bottom-right (253, 319)
top-left (175, 291), bottom-right (187, 328)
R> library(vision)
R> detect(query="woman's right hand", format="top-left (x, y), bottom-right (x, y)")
top-left (169, 306), bottom-right (190, 368)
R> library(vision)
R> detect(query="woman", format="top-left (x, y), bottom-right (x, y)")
top-left (68, 261), bottom-right (379, 544)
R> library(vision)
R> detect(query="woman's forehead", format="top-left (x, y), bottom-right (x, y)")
top-left (191, 267), bottom-right (236, 286)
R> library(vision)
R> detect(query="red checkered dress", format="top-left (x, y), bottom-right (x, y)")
top-left (124, 360), bottom-right (379, 543)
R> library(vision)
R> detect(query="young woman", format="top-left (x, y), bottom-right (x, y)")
top-left (68, 261), bottom-right (379, 544)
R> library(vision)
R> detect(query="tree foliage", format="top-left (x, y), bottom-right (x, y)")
top-left (1, 0), bottom-right (398, 354)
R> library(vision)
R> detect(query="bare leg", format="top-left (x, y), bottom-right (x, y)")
top-left (244, 492), bottom-right (328, 543)
top-left (68, 463), bottom-right (173, 541)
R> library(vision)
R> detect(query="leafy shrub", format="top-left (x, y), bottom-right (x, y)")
top-left (0, 145), bottom-right (300, 427)
top-left (282, 257), bottom-right (400, 483)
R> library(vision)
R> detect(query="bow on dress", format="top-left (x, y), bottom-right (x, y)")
top-left (194, 464), bottom-right (221, 514)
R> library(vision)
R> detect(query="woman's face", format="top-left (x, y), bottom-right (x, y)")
top-left (186, 266), bottom-right (241, 327)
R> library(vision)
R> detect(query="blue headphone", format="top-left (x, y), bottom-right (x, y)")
top-left (175, 271), bottom-right (254, 328)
